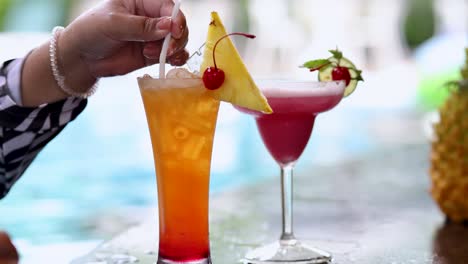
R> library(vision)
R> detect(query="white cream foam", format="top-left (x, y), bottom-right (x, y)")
top-left (138, 68), bottom-right (202, 90)
top-left (166, 68), bottom-right (199, 79)
top-left (258, 80), bottom-right (346, 98)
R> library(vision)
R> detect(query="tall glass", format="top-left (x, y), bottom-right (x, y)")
top-left (236, 80), bottom-right (345, 264)
top-left (138, 71), bottom-right (220, 264)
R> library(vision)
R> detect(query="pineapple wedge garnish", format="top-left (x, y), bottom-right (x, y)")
top-left (201, 12), bottom-right (272, 114)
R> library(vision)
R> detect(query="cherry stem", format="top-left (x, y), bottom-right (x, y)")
top-left (212, 32), bottom-right (256, 69)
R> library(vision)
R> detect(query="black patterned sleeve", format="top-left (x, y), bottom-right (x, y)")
top-left (0, 60), bottom-right (87, 198)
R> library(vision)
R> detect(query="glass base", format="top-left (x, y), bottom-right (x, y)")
top-left (158, 257), bottom-right (211, 264)
top-left (242, 240), bottom-right (331, 264)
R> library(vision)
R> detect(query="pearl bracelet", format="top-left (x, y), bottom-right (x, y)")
top-left (49, 26), bottom-right (98, 98)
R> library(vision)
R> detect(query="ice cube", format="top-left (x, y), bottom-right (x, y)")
top-left (166, 68), bottom-right (199, 79)
top-left (182, 136), bottom-right (207, 160)
top-left (196, 97), bottom-right (217, 114)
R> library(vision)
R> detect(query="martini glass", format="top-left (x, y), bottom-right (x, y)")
top-left (235, 79), bottom-right (345, 264)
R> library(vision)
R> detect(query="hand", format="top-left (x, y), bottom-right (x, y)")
top-left (59, 0), bottom-right (189, 87)
top-left (0, 232), bottom-right (18, 264)
top-left (21, 0), bottom-right (190, 106)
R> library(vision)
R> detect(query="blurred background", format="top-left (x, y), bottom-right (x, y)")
top-left (0, 0), bottom-right (466, 263)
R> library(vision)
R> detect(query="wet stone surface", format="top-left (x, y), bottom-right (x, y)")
top-left (73, 144), bottom-right (468, 264)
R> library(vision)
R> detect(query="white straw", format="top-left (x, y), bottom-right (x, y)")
top-left (159, 0), bottom-right (182, 79)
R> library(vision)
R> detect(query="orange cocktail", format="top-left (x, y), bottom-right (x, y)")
top-left (138, 69), bottom-right (219, 263)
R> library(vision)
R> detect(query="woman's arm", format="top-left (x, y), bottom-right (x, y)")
top-left (0, 0), bottom-right (189, 197)
top-left (20, 0), bottom-right (189, 107)
top-left (0, 60), bottom-right (86, 198)
top-left (20, 40), bottom-right (95, 107)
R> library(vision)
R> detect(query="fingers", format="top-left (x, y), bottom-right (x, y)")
top-left (168, 49), bottom-right (189, 66)
top-left (142, 48), bottom-right (189, 68)
top-left (142, 30), bottom-right (188, 60)
top-left (170, 11), bottom-right (187, 39)
top-left (104, 12), bottom-right (172, 41)
top-left (142, 41), bottom-right (164, 59)
top-left (172, 23), bottom-right (189, 50)
top-left (134, 0), bottom-right (188, 40)
top-left (140, 1), bottom-right (189, 67)
top-left (159, 0), bottom-right (187, 39)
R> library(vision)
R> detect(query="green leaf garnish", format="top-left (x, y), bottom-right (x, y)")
top-left (301, 48), bottom-right (364, 97)
top-left (301, 59), bottom-right (330, 71)
top-left (329, 49), bottom-right (343, 60)
top-left (353, 69), bottom-right (364, 82)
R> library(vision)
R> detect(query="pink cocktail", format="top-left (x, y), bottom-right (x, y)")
top-left (236, 80), bottom-right (345, 264)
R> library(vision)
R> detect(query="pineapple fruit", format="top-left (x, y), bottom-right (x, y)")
top-left (201, 12), bottom-right (272, 113)
top-left (430, 48), bottom-right (468, 223)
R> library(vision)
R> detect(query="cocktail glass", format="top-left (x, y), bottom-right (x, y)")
top-left (236, 79), bottom-right (345, 264)
top-left (138, 69), bottom-right (220, 264)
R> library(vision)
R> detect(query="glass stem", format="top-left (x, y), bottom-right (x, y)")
top-left (280, 164), bottom-right (296, 241)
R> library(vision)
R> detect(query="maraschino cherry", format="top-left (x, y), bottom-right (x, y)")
top-left (331, 66), bottom-right (352, 86)
top-left (203, 33), bottom-right (255, 90)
